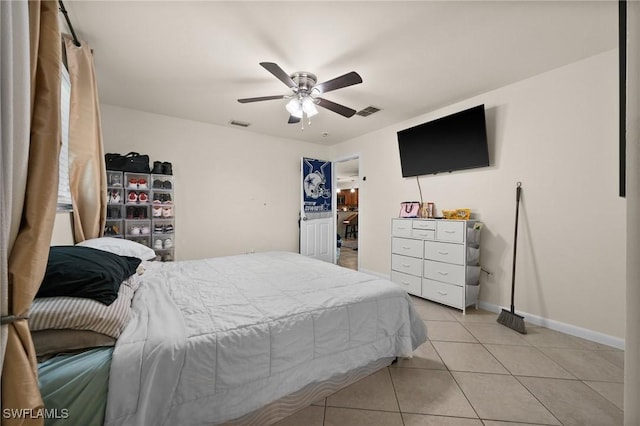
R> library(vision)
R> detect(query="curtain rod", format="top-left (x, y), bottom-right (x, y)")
top-left (58, 0), bottom-right (81, 47)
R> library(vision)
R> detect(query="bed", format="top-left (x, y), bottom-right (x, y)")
top-left (33, 241), bottom-right (427, 426)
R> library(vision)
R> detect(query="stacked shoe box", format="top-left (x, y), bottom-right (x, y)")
top-left (105, 170), bottom-right (124, 237)
top-left (124, 172), bottom-right (153, 248)
top-left (150, 174), bottom-right (174, 261)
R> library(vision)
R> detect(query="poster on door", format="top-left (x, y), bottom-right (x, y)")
top-left (302, 158), bottom-right (332, 220)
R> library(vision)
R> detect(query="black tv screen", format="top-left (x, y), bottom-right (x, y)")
top-left (397, 104), bottom-right (489, 177)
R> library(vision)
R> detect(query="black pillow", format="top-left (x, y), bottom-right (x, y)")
top-left (37, 245), bottom-right (141, 305)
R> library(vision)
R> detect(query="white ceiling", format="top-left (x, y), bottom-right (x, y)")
top-left (62, 1), bottom-right (617, 146)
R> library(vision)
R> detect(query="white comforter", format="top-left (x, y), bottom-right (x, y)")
top-left (105, 251), bottom-right (427, 426)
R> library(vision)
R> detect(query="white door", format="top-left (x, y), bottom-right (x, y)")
top-left (300, 157), bottom-right (334, 263)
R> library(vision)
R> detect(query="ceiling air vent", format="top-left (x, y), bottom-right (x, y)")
top-left (229, 120), bottom-right (251, 128)
top-left (356, 106), bottom-right (381, 117)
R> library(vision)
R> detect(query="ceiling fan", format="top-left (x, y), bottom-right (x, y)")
top-left (237, 62), bottom-right (363, 125)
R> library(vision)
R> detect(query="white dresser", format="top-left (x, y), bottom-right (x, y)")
top-left (391, 218), bottom-right (481, 313)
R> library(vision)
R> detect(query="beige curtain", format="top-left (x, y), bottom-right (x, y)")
top-left (63, 37), bottom-right (106, 243)
top-left (1, 1), bottom-right (61, 424)
top-left (1, 0), bottom-right (31, 369)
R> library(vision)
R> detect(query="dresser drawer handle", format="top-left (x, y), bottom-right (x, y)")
top-left (437, 251), bottom-right (449, 255)
top-left (445, 230), bottom-right (456, 234)
top-left (402, 263), bottom-right (412, 268)
top-left (437, 290), bottom-right (448, 295)
top-left (402, 246), bottom-right (412, 250)
top-left (437, 271), bottom-right (449, 276)
top-left (401, 281), bottom-right (411, 286)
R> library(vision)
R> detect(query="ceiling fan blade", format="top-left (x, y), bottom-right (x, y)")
top-left (260, 62), bottom-right (296, 89)
top-left (237, 95), bottom-right (286, 103)
top-left (315, 97), bottom-right (357, 118)
top-left (288, 115), bottom-right (301, 124)
top-left (313, 71), bottom-right (362, 94)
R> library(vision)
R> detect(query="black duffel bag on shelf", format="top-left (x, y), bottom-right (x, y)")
top-left (105, 152), bottom-right (151, 173)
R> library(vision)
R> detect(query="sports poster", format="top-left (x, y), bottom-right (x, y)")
top-left (302, 158), bottom-right (332, 219)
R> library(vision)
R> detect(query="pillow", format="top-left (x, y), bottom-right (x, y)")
top-left (77, 237), bottom-right (156, 261)
top-left (32, 329), bottom-right (115, 359)
top-left (37, 246), bottom-right (141, 305)
top-left (30, 273), bottom-right (140, 340)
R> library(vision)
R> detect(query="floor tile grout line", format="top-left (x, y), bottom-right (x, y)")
top-left (324, 405), bottom-right (401, 414)
top-left (446, 364), bottom-right (483, 422)
top-left (510, 374), bottom-right (566, 426)
top-left (386, 366), bottom-right (406, 426)
top-left (322, 397), bottom-right (327, 426)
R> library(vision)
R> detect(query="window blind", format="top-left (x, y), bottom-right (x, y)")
top-left (58, 64), bottom-right (73, 210)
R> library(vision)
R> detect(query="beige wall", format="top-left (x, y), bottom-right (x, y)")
top-left (100, 105), bottom-right (327, 260)
top-left (331, 49), bottom-right (626, 341)
top-left (100, 49), bottom-right (625, 342)
top-left (51, 212), bottom-right (75, 245)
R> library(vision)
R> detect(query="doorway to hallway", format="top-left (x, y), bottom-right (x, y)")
top-left (335, 157), bottom-right (359, 271)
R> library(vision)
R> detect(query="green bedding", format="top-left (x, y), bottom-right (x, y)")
top-left (38, 347), bottom-right (113, 426)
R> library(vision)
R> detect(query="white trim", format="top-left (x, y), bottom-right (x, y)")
top-left (478, 301), bottom-right (625, 350)
top-left (332, 152), bottom-right (361, 164)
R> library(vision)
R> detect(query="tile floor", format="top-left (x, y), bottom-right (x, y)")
top-left (338, 238), bottom-right (358, 270)
top-left (274, 296), bottom-right (624, 426)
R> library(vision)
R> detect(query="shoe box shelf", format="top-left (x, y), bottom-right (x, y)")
top-left (105, 170), bottom-right (175, 261)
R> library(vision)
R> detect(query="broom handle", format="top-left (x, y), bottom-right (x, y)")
top-left (510, 182), bottom-right (522, 313)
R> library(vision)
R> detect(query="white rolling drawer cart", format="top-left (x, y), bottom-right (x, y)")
top-left (391, 218), bottom-right (481, 313)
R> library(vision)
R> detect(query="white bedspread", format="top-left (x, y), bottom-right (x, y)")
top-left (105, 251), bottom-right (427, 426)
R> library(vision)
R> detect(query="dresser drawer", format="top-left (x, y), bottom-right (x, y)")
top-left (392, 237), bottom-right (423, 258)
top-left (391, 219), bottom-right (412, 237)
top-left (422, 279), bottom-right (463, 308)
top-left (412, 220), bottom-right (436, 231)
top-left (424, 241), bottom-right (464, 265)
top-left (392, 254), bottom-right (422, 276)
top-left (424, 260), bottom-right (465, 286)
top-left (411, 228), bottom-right (435, 240)
top-left (436, 221), bottom-right (465, 243)
top-left (391, 271), bottom-right (422, 296)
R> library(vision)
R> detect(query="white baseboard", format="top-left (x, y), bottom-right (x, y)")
top-left (478, 301), bottom-right (625, 350)
top-left (359, 268), bottom-right (625, 350)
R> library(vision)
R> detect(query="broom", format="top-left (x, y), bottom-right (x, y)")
top-left (497, 182), bottom-right (527, 334)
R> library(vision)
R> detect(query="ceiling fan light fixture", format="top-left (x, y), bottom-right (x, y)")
top-left (286, 98), bottom-right (303, 118)
top-left (302, 97), bottom-right (318, 117)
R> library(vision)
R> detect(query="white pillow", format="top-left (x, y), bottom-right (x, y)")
top-left (77, 237), bottom-right (156, 261)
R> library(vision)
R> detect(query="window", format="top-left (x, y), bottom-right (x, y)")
top-left (58, 63), bottom-right (72, 211)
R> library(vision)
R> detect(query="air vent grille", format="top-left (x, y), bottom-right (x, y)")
top-left (229, 120), bottom-right (251, 127)
top-left (356, 106), bottom-right (381, 117)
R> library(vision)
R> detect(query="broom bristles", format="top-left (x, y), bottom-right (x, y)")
top-left (497, 309), bottom-right (527, 334)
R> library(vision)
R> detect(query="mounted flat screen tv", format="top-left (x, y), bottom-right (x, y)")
top-left (397, 104), bottom-right (489, 177)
